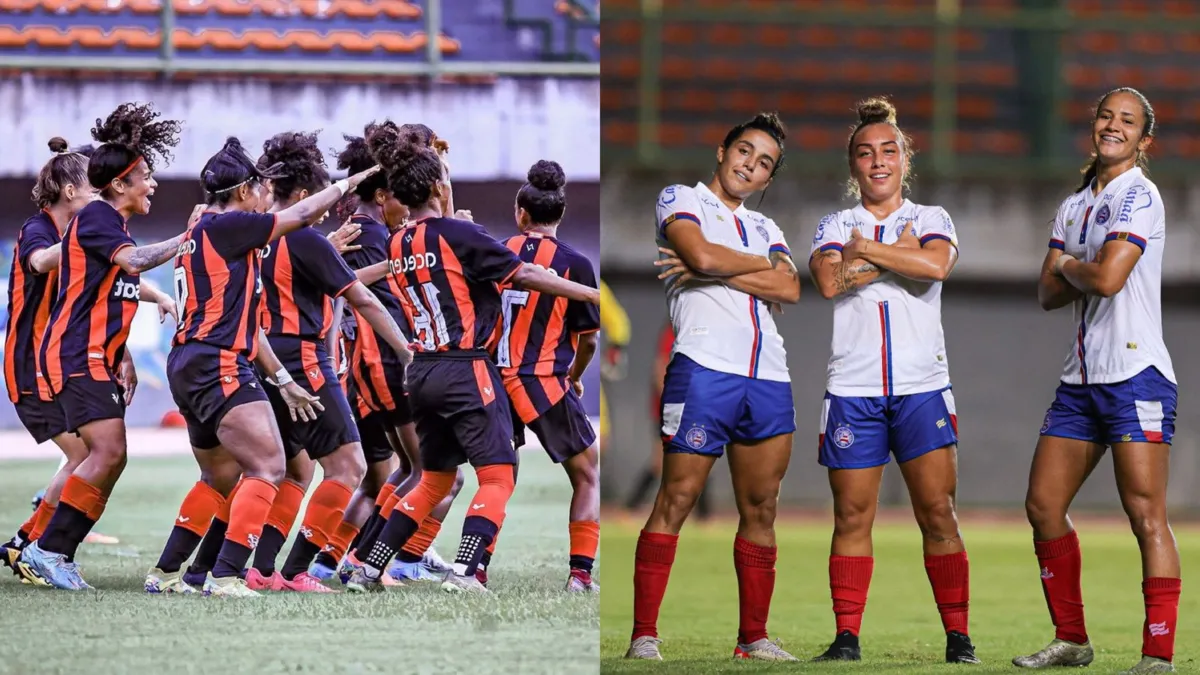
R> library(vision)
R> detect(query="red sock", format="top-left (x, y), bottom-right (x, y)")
top-left (1142, 577), bottom-right (1181, 661)
top-left (27, 500), bottom-right (56, 541)
top-left (1034, 531), bottom-right (1088, 644)
top-left (632, 530), bottom-right (678, 640)
top-left (401, 517), bottom-right (442, 558)
top-left (327, 521), bottom-right (360, 561)
top-left (830, 556), bottom-right (873, 636)
top-left (264, 480), bottom-right (306, 536)
top-left (924, 551), bottom-right (970, 635)
top-left (734, 536), bottom-right (777, 645)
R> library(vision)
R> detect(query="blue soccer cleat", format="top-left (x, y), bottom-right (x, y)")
top-left (16, 541), bottom-right (90, 590)
top-left (308, 560), bottom-right (336, 581)
top-left (388, 559), bottom-right (440, 583)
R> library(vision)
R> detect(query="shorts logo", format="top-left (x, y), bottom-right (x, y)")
top-left (1094, 204), bottom-right (1111, 226)
top-left (1040, 413), bottom-right (1051, 434)
top-left (756, 225), bottom-right (769, 242)
top-left (685, 426), bottom-right (707, 449)
top-left (936, 418), bottom-right (947, 429)
top-left (833, 426), bottom-right (854, 449)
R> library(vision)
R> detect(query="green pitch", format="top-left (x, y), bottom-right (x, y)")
top-left (0, 452), bottom-right (598, 675)
top-left (600, 516), bottom-right (1200, 674)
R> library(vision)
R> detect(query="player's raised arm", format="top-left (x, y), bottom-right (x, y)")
top-left (269, 165), bottom-right (382, 240)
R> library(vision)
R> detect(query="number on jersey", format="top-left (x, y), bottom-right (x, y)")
top-left (172, 267), bottom-right (189, 330)
top-left (405, 282), bottom-right (451, 350)
top-left (496, 289), bottom-right (530, 368)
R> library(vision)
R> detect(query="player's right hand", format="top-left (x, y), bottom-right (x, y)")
top-left (655, 247), bottom-right (707, 290)
top-left (894, 221), bottom-right (919, 248)
top-left (186, 204), bottom-right (205, 231)
top-left (348, 165), bottom-right (382, 188)
top-left (281, 382), bottom-right (324, 422)
top-left (327, 218), bottom-right (363, 253)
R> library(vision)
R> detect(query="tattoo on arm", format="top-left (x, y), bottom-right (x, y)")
top-left (817, 250), bottom-right (878, 295)
top-left (128, 234), bottom-right (184, 271)
top-left (770, 250), bottom-right (798, 278)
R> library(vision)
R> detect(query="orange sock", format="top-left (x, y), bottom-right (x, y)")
top-left (173, 481), bottom-right (227, 537)
top-left (299, 480), bottom-right (353, 548)
top-left (569, 520), bottom-right (600, 561)
top-left (264, 479), bottom-right (306, 535)
top-left (18, 507), bottom-right (40, 539)
top-left (397, 472), bottom-right (457, 524)
top-left (60, 475), bottom-right (103, 520)
top-left (486, 536), bottom-right (498, 556)
top-left (468, 464), bottom-right (516, 531)
top-left (401, 517), bottom-right (442, 558)
top-left (86, 495), bottom-right (107, 523)
top-left (27, 501), bottom-right (57, 541)
top-left (224, 477), bottom-right (279, 549)
top-left (327, 520), bottom-right (361, 560)
top-left (219, 478), bottom-right (244, 522)
top-left (382, 488), bottom-right (403, 517)
top-left (374, 483), bottom-right (397, 510)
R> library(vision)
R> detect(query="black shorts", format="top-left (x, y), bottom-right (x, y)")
top-left (406, 353), bottom-right (517, 472)
top-left (14, 394), bottom-right (69, 444)
top-left (265, 336), bottom-right (360, 461)
top-left (512, 387), bottom-right (596, 464)
top-left (356, 409), bottom-right (395, 464)
top-left (167, 342), bottom-right (268, 450)
top-left (348, 336), bottom-right (413, 426)
top-left (55, 376), bottom-right (126, 434)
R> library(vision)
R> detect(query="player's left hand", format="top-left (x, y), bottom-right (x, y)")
top-left (843, 227), bottom-right (872, 259)
top-left (327, 219), bottom-right (363, 253)
top-left (894, 221), bottom-right (919, 248)
top-left (157, 295), bottom-right (178, 324)
top-left (118, 356), bottom-right (138, 405)
top-left (655, 247), bottom-right (708, 289)
top-left (454, 209), bottom-right (473, 222)
top-left (569, 377), bottom-right (584, 397)
top-left (281, 382), bottom-right (324, 422)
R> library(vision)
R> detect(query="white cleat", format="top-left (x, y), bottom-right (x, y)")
top-left (734, 638), bottom-right (799, 661)
top-left (625, 636), bottom-right (663, 660)
top-left (202, 573), bottom-right (260, 598)
top-left (1013, 639), bottom-right (1094, 668)
top-left (422, 547), bottom-right (452, 573)
top-left (440, 571), bottom-right (490, 595)
top-left (145, 567), bottom-right (197, 594)
top-left (1120, 656), bottom-right (1175, 674)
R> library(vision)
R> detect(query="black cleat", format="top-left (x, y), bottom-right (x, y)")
top-left (812, 630), bottom-right (861, 661)
top-left (946, 631), bottom-right (981, 664)
top-left (0, 540), bottom-right (23, 577)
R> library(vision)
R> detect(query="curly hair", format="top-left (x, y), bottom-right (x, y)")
top-left (722, 112), bottom-right (787, 177)
top-left (845, 97), bottom-right (916, 199)
top-left (517, 160), bottom-right (567, 224)
top-left (399, 123), bottom-right (450, 155)
top-left (201, 136), bottom-right (286, 207)
top-left (366, 122), bottom-right (444, 209)
top-left (336, 123), bottom-right (389, 202)
top-left (88, 102), bottom-right (182, 192)
top-left (259, 131), bottom-right (330, 203)
top-left (32, 137), bottom-right (90, 209)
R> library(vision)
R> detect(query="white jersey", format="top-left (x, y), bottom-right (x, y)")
top-left (810, 200), bottom-right (957, 397)
top-left (1049, 167), bottom-right (1174, 385)
top-left (655, 182), bottom-right (791, 382)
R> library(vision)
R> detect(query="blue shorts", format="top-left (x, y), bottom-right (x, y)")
top-left (660, 354), bottom-right (796, 457)
top-left (1040, 367), bottom-right (1176, 445)
top-left (818, 387), bottom-right (958, 469)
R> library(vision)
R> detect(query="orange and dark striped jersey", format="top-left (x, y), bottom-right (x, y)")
top-left (38, 200), bottom-right (140, 394)
top-left (5, 210), bottom-right (62, 402)
top-left (495, 233), bottom-right (600, 422)
top-left (385, 216), bottom-right (523, 355)
top-left (260, 227), bottom-right (357, 341)
top-left (171, 210), bottom-right (277, 357)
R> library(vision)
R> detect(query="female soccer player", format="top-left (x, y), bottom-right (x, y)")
top-left (1013, 88), bottom-right (1178, 675)
top-left (495, 160), bottom-right (601, 592)
top-left (250, 130), bottom-right (414, 592)
top-left (805, 98), bottom-right (976, 664)
top-left (17, 105), bottom-right (184, 590)
top-left (164, 137), bottom-right (383, 597)
top-left (629, 112), bottom-right (802, 662)
top-left (339, 123), bottom-right (599, 594)
top-left (1, 139), bottom-right (95, 572)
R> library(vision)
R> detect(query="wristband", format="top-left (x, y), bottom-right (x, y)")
top-left (275, 367), bottom-right (293, 386)
top-left (333, 178), bottom-right (350, 197)
top-left (1055, 253), bottom-right (1075, 275)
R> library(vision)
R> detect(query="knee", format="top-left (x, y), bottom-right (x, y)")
top-left (1124, 497), bottom-right (1169, 542)
top-left (568, 457), bottom-right (600, 492)
top-left (448, 467), bottom-right (466, 498)
top-left (655, 482), bottom-right (702, 523)
top-left (89, 441), bottom-right (128, 473)
top-left (914, 495), bottom-right (959, 536)
top-left (201, 464), bottom-right (242, 496)
top-left (246, 454), bottom-right (286, 485)
top-left (285, 457), bottom-right (315, 489)
top-left (832, 499), bottom-right (875, 537)
top-left (737, 489), bottom-right (779, 529)
top-left (1024, 492), bottom-right (1063, 531)
top-left (325, 446), bottom-right (367, 488)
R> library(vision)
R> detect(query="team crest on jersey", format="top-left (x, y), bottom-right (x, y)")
top-left (833, 426), bottom-right (854, 448)
top-left (685, 426), bottom-right (708, 449)
top-left (1094, 204), bottom-right (1111, 226)
top-left (1040, 412), bottom-right (1051, 434)
top-left (756, 225), bottom-right (769, 242)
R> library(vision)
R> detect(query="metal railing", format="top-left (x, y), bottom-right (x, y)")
top-left (0, 0), bottom-right (600, 78)
top-left (606, 0), bottom-right (1200, 180)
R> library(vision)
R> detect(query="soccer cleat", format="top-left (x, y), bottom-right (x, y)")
top-left (734, 638), bottom-right (799, 661)
top-left (566, 568), bottom-right (598, 592)
top-left (1012, 639), bottom-right (1094, 668)
top-left (946, 631), bottom-right (981, 664)
top-left (625, 636), bottom-right (663, 660)
top-left (145, 567), bottom-right (197, 594)
top-left (308, 560), bottom-right (336, 581)
top-left (812, 630), bottom-right (861, 661)
top-left (281, 571), bottom-right (338, 593)
top-left (202, 573), bottom-right (260, 598)
top-left (344, 566), bottom-right (385, 593)
top-left (476, 567), bottom-right (489, 588)
top-left (388, 560), bottom-right (440, 583)
top-left (441, 571), bottom-right (490, 595)
top-left (336, 553), bottom-right (362, 585)
top-left (421, 547), bottom-right (452, 573)
top-left (245, 568), bottom-right (285, 592)
top-left (1120, 656), bottom-right (1175, 674)
top-left (182, 567), bottom-right (209, 588)
top-left (16, 541), bottom-right (86, 590)
top-left (1, 540), bottom-right (22, 576)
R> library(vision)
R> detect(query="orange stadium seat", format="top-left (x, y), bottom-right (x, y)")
top-left (0, 25), bottom-right (459, 54)
top-left (0, 0), bottom-right (422, 19)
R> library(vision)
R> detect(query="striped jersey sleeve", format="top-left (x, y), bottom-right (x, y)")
top-left (1104, 184), bottom-right (1161, 253)
top-left (655, 185), bottom-right (702, 239)
top-left (810, 212), bottom-right (845, 257)
top-left (917, 207), bottom-right (959, 249)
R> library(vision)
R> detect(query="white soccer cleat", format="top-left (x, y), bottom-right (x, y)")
top-left (625, 636), bottom-right (663, 660)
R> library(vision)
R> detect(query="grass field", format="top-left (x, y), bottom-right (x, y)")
top-left (600, 514), bottom-right (1200, 674)
top-left (0, 449), bottom-right (598, 675)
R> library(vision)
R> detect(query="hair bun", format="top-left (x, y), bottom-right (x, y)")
top-left (856, 97), bottom-right (897, 126)
top-left (527, 160), bottom-right (565, 191)
top-left (48, 137), bottom-right (69, 153)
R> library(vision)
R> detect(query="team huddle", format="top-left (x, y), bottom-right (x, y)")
top-left (1, 101), bottom-right (603, 598)
top-left (629, 87), bottom-right (1180, 674)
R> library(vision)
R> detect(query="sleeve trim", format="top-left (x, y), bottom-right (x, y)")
top-left (498, 259), bottom-right (523, 285)
top-left (920, 233), bottom-right (954, 246)
top-left (769, 243), bottom-right (791, 256)
top-left (332, 279), bottom-right (358, 299)
top-left (109, 241), bottom-right (134, 263)
top-left (1104, 231), bottom-right (1147, 252)
top-left (1048, 239), bottom-right (1065, 251)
